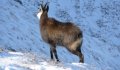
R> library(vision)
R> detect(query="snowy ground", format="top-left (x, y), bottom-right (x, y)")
top-left (0, 50), bottom-right (100, 70)
top-left (0, 0), bottom-right (120, 70)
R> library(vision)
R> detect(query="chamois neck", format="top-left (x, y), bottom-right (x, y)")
top-left (40, 12), bottom-right (48, 23)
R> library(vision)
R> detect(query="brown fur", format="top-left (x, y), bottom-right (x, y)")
top-left (38, 3), bottom-right (84, 63)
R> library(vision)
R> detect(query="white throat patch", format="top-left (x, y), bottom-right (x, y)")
top-left (37, 9), bottom-right (43, 20)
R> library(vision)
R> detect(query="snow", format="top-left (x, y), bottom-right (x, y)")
top-left (0, 51), bottom-right (100, 70)
top-left (0, 0), bottom-right (120, 70)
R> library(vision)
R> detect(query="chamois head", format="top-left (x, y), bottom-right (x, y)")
top-left (37, 3), bottom-right (49, 19)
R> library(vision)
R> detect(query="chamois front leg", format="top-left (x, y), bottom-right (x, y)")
top-left (50, 45), bottom-right (59, 62)
top-left (50, 47), bottom-right (54, 60)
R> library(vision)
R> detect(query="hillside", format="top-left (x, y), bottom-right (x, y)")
top-left (0, 0), bottom-right (120, 70)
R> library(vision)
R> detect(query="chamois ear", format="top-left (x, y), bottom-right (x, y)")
top-left (44, 2), bottom-right (49, 12)
top-left (46, 5), bottom-right (49, 12)
top-left (40, 4), bottom-right (44, 10)
top-left (44, 3), bottom-right (47, 8)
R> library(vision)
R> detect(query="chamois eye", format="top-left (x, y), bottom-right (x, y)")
top-left (39, 8), bottom-right (41, 11)
top-left (38, 7), bottom-right (41, 11)
top-left (38, 8), bottom-right (41, 12)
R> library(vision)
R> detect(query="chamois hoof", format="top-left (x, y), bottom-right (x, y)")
top-left (80, 60), bottom-right (84, 63)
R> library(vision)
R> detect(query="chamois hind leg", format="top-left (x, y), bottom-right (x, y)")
top-left (68, 40), bottom-right (84, 63)
top-left (70, 49), bottom-right (84, 63)
top-left (77, 49), bottom-right (84, 63)
top-left (78, 40), bottom-right (84, 63)
top-left (76, 42), bottom-right (84, 63)
top-left (50, 45), bottom-right (59, 62)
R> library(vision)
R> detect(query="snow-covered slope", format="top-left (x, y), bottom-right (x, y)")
top-left (0, 0), bottom-right (120, 70)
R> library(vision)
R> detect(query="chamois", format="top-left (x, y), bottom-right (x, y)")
top-left (37, 3), bottom-right (84, 63)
